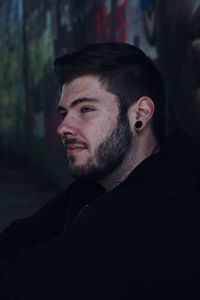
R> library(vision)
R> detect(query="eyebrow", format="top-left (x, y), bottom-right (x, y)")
top-left (58, 97), bottom-right (100, 112)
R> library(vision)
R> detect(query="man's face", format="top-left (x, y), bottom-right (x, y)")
top-left (57, 75), bottom-right (133, 180)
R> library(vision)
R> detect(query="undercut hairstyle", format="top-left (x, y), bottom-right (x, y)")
top-left (54, 42), bottom-right (166, 142)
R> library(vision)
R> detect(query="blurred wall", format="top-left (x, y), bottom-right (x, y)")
top-left (0, 0), bottom-right (199, 188)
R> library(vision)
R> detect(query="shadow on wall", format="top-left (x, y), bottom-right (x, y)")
top-left (156, 0), bottom-right (200, 147)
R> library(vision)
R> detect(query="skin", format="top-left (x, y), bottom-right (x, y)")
top-left (57, 75), bottom-right (158, 191)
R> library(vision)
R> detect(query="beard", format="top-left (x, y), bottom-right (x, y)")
top-left (68, 113), bottom-right (133, 181)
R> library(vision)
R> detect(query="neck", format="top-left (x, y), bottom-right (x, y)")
top-left (98, 136), bottom-right (160, 192)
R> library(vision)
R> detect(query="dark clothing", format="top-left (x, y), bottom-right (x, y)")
top-left (0, 181), bottom-right (105, 262)
top-left (1, 131), bottom-right (200, 299)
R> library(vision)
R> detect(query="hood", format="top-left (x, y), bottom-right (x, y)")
top-left (124, 130), bottom-right (200, 197)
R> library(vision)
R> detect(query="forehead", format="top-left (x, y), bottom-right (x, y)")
top-left (60, 75), bottom-right (118, 106)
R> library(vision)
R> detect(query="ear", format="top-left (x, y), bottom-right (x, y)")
top-left (127, 96), bottom-right (155, 130)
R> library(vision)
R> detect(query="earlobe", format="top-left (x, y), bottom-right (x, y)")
top-left (135, 120), bottom-right (143, 129)
top-left (127, 96), bottom-right (154, 131)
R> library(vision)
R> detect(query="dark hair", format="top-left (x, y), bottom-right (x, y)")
top-left (54, 42), bottom-right (166, 142)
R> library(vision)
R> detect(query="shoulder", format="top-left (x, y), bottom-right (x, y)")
top-left (0, 187), bottom-right (71, 262)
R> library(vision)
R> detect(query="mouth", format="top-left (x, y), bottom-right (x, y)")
top-left (61, 137), bottom-right (88, 155)
top-left (66, 145), bottom-right (87, 155)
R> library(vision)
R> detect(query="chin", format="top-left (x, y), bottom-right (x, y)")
top-left (69, 163), bottom-right (116, 182)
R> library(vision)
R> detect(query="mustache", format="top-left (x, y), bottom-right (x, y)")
top-left (61, 137), bottom-right (88, 148)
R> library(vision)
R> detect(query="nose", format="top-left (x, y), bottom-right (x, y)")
top-left (57, 115), bottom-right (78, 137)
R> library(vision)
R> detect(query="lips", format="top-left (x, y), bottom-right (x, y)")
top-left (61, 137), bottom-right (88, 154)
top-left (66, 145), bottom-right (87, 154)
top-left (67, 145), bottom-right (86, 150)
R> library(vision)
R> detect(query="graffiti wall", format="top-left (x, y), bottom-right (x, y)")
top-left (0, 0), bottom-right (199, 187)
top-left (0, 0), bottom-right (24, 149)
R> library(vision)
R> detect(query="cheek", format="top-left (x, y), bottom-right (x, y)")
top-left (84, 118), bottom-right (114, 145)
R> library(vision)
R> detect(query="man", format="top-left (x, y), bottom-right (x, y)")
top-left (1, 43), bottom-right (200, 299)
top-left (0, 42), bottom-right (165, 261)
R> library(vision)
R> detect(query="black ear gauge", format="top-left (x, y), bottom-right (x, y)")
top-left (135, 120), bottom-right (143, 129)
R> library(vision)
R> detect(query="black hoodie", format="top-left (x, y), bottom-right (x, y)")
top-left (1, 130), bottom-right (200, 299)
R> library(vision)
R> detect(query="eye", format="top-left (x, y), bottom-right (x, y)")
top-left (80, 107), bottom-right (95, 114)
top-left (59, 111), bottom-right (67, 120)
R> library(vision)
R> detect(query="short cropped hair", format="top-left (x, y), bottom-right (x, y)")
top-left (54, 43), bottom-right (166, 142)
